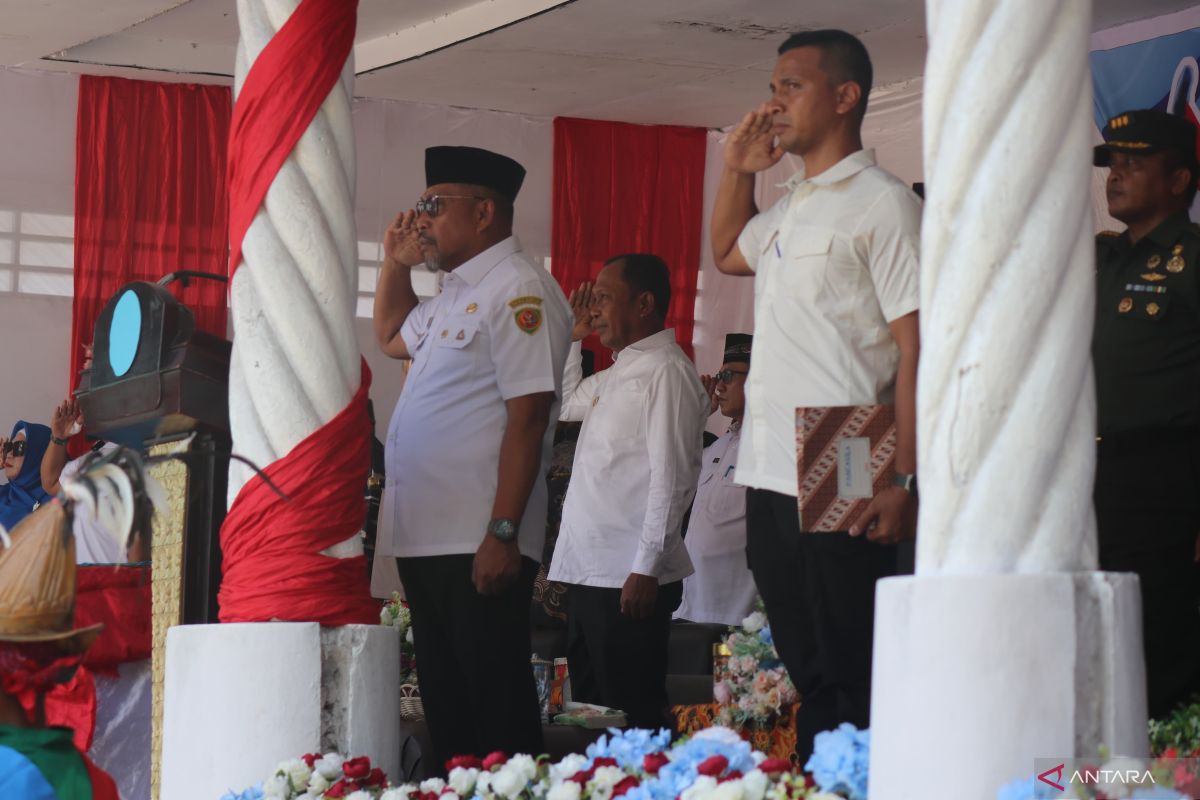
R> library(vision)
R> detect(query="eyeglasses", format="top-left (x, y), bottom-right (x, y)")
top-left (716, 368), bottom-right (749, 383)
top-left (2, 440), bottom-right (27, 458)
top-left (415, 194), bottom-right (485, 217)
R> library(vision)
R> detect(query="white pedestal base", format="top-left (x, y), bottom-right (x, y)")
top-left (868, 573), bottom-right (1147, 800)
top-left (161, 622), bottom-right (399, 800)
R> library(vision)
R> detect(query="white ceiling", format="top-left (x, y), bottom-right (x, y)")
top-left (1, 0), bottom-right (1196, 128)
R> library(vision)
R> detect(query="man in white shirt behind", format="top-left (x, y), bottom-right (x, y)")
top-left (674, 333), bottom-right (758, 627)
top-left (550, 254), bottom-right (709, 729)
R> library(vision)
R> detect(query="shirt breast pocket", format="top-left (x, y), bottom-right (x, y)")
top-left (587, 383), bottom-right (642, 444)
top-left (700, 472), bottom-right (747, 529)
top-left (431, 316), bottom-right (484, 374)
top-left (779, 228), bottom-right (834, 302)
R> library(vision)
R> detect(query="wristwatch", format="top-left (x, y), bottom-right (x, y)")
top-left (893, 472), bottom-right (918, 497)
top-left (51, 435), bottom-right (70, 447)
top-left (487, 518), bottom-right (519, 543)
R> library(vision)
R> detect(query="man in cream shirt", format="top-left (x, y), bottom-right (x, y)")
top-left (550, 253), bottom-right (709, 729)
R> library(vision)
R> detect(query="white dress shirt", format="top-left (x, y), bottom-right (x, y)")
top-left (674, 427), bottom-right (757, 626)
top-left (735, 149), bottom-right (921, 496)
top-left (549, 330), bottom-right (709, 588)
top-left (377, 236), bottom-right (572, 563)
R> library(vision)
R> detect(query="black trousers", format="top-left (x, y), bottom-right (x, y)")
top-left (565, 580), bottom-right (683, 730)
top-left (1095, 434), bottom-right (1200, 719)
top-left (396, 555), bottom-right (543, 773)
top-left (745, 488), bottom-right (896, 762)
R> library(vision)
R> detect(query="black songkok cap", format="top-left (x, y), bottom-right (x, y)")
top-left (723, 333), bottom-right (752, 365)
top-left (424, 146), bottom-right (526, 202)
top-left (1093, 109), bottom-right (1199, 168)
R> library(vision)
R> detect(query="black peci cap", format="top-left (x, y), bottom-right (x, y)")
top-left (723, 333), bottom-right (752, 365)
top-left (424, 146), bottom-right (526, 202)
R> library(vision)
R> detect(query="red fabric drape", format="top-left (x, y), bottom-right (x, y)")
top-left (218, 361), bottom-right (378, 625)
top-left (551, 117), bottom-right (707, 369)
top-left (75, 565), bottom-right (151, 670)
top-left (227, 0), bottom-right (358, 277)
top-left (72, 76), bottom-right (232, 392)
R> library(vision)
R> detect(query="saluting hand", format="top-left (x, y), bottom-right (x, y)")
top-left (568, 282), bottom-right (596, 342)
top-left (383, 210), bottom-right (424, 268)
top-left (724, 103), bottom-right (785, 175)
top-left (700, 374), bottom-right (719, 416)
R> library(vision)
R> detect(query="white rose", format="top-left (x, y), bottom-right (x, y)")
top-left (547, 782), bottom-right (582, 800)
top-left (262, 774), bottom-right (291, 799)
top-left (491, 765), bottom-right (528, 798)
top-left (741, 611), bottom-right (766, 632)
top-left (448, 766), bottom-right (480, 796)
top-left (692, 726), bottom-right (745, 747)
top-left (550, 754), bottom-right (589, 782)
top-left (476, 771), bottom-right (495, 797)
top-left (406, 627), bottom-right (415, 644)
top-left (280, 759), bottom-right (312, 791)
top-left (712, 780), bottom-right (745, 800)
top-left (420, 778), bottom-right (447, 794)
top-left (346, 791), bottom-right (374, 800)
top-left (681, 775), bottom-right (718, 800)
top-left (381, 606), bottom-right (392, 626)
top-left (590, 766), bottom-right (626, 791)
top-left (443, 794), bottom-right (462, 800)
top-left (380, 791), bottom-right (408, 800)
top-left (308, 770), bottom-right (330, 794)
top-left (509, 753), bottom-right (538, 783)
top-left (740, 769), bottom-right (768, 800)
top-left (315, 753), bottom-right (344, 780)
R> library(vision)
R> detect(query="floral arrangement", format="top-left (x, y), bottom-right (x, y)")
top-left (713, 610), bottom-right (799, 729)
top-left (801, 725), bottom-right (869, 800)
top-left (1150, 697), bottom-right (1200, 757)
top-left (221, 753), bottom-right (393, 800)
top-left (379, 726), bottom-right (869, 800)
top-left (381, 591), bottom-right (418, 687)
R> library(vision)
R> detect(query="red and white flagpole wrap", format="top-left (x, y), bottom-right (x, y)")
top-left (219, 0), bottom-right (376, 624)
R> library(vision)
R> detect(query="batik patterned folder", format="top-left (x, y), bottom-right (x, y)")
top-left (795, 405), bottom-right (897, 532)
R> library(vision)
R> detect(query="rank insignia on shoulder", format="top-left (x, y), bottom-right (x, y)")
top-left (514, 307), bottom-right (543, 335)
top-left (508, 295), bottom-right (544, 309)
top-left (1118, 297), bottom-right (1133, 313)
top-left (1168, 255), bottom-right (1186, 272)
top-left (1147, 254), bottom-right (1162, 269)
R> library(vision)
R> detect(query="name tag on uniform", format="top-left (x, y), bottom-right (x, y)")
top-left (837, 438), bottom-right (874, 498)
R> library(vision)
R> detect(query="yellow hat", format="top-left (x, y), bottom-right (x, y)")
top-left (0, 502), bottom-right (102, 654)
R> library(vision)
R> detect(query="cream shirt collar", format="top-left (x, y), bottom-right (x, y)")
top-left (614, 327), bottom-right (677, 360)
top-left (779, 148), bottom-right (877, 193)
top-left (445, 235), bottom-right (521, 286)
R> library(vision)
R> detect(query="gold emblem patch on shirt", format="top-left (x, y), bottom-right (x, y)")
top-left (508, 296), bottom-right (544, 309)
top-left (514, 307), bottom-right (543, 335)
top-left (1146, 302), bottom-right (1161, 316)
top-left (466, 303), bottom-right (478, 314)
top-left (1118, 297), bottom-right (1133, 313)
top-left (1147, 254), bottom-right (1162, 270)
top-left (1167, 255), bottom-right (1186, 273)
top-left (1141, 272), bottom-right (1167, 282)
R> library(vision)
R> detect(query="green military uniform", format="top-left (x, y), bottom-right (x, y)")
top-left (1092, 109), bottom-right (1200, 719)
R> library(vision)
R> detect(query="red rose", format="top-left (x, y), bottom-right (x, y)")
top-left (613, 776), bottom-right (641, 797)
top-left (593, 757), bottom-right (619, 769)
top-left (759, 758), bottom-right (791, 775)
top-left (483, 751), bottom-right (509, 771)
top-left (302, 753), bottom-right (321, 768)
top-left (696, 755), bottom-right (728, 777)
top-left (343, 756), bottom-right (372, 780)
top-left (802, 774), bottom-right (815, 789)
top-left (366, 767), bottom-right (386, 787)
top-left (643, 753), bottom-right (670, 775)
top-left (325, 780), bottom-right (350, 798)
top-left (568, 768), bottom-right (596, 785)
top-left (719, 771), bottom-right (743, 783)
top-left (421, 792), bottom-right (440, 800)
top-left (445, 755), bottom-right (484, 772)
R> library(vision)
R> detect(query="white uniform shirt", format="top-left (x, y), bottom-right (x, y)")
top-left (65, 442), bottom-right (124, 564)
top-left (674, 427), bottom-right (757, 626)
top-left (377, 236), bottom-right (572, 563)
top-left (549, 331), bottom-right (709, 588)
top-left (735, 149), bottom-right (921, 496)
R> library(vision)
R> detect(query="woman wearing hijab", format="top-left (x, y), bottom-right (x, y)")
top-left (0, 421), bottom-right (52, 531)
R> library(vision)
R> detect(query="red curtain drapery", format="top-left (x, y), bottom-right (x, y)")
top-left (551, 117), bottom-right (707, 369)
top-left (72, 76), bottom-right (231, 395)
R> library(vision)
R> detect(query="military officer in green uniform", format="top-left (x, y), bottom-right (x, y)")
top-left (1093, 108), bottom-right (1200, 719)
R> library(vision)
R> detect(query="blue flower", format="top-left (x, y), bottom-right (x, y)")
top-left (804, 723), bottom-right (870, 800)
top-left (219, 784), bottom-right (264, 800)
top-left (995, 777), bottom-right (1036, 800)
top-left (587, 727), bottom-right (674, 769)
top-left (760, 626), bottom-right (774, 648)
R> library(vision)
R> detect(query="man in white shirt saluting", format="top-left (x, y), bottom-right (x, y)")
top-left (551, 254), bottom-right (709, 729)
top-left (373, 146), bottom-right (572, 768)
top-left (710, 30), bottom-right (921, 760)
